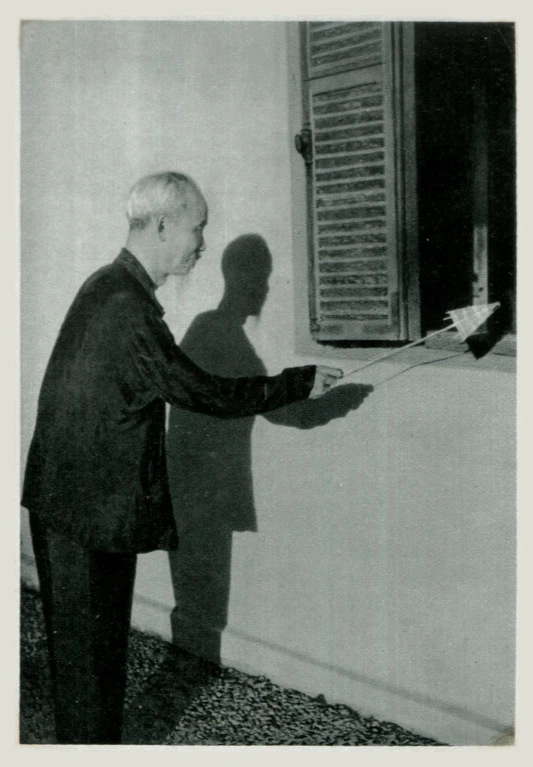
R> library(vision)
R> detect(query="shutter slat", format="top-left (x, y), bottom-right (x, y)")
top-left (320, 274), bottom-right (389, 284)
top-left (318, 205), bottom-right (386, 219)
top-left (316, 166), bottom-right (385, 182)
top-left (315, 109), bottom-right (384, 129)
top-left (310, 54), bottom-right (382, 79)
top-left (318, 233), bottom-right (387, 245)
top-left (316, 192), bottom-right (386, 207)
top-left (316, 124), bottom-right (384, 142)
top-left (318, 222), bottom-right (386, 234)
top-left (315, 153), bottom-right (385, 169)
top-left (321, 301), bottom-right (389, 310)
top-left (318, 250), bottom-right (387, 263)
top-left (319, 259), bottom-right (387, 275)
top-left (311, 43), bottom-right (382, 70)
top-left (316, 137), bottom-right (385, 156)
top-left (313, 82), bottom-right (382, 102)
top-left (311, 27), bottom-right (382, 54)
top-left (313, 95), bottom-right (383, 116)
top-left (310, 22), bottom-right (382, 44)
top-left (321, 304), bottom-right (389, 317)
top-left (316, 178), bottom-right (385, 195)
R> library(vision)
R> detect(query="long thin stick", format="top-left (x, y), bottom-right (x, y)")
top-left (343, 320), bottom-right (456, 379)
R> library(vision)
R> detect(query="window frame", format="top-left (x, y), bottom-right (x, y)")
top-left (287, 21), bottom-right (516, 366)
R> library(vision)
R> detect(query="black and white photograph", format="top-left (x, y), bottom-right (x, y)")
top-left (17, 9), bottom-right (517, 750)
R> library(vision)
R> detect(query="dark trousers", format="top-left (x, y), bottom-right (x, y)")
top-left (28, 513), bottom-right (137, 744)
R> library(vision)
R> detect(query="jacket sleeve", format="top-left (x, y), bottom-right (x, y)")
top-left (120, 300), bottom-right (316, 418)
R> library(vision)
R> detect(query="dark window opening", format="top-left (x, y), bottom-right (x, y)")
top-left (416, 22), bottom-right (516, 337)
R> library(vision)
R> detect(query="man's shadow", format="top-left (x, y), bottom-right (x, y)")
top-left (166, 234), bottom-right (372, 664)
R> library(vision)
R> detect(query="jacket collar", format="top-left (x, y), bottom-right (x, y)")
top-left (116, 248), bottom-right (165, 315)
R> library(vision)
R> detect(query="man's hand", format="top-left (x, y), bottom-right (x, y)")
top-left (309, 366), bottom-right (344, 398)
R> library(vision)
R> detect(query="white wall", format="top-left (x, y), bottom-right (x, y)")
top-left (21, 21), bottom-right (516, 746)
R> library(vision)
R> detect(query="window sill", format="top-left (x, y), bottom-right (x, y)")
top-left (424, 329), bottom-right (516, 357)
top-left (296, 332), bottom-right (516, 375)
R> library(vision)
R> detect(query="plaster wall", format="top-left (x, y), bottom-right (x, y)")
top-left (20, 21), bottom-right (515, 745)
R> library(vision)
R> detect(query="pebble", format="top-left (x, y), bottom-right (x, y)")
top-left (20, 585), bottom-right (445, 746)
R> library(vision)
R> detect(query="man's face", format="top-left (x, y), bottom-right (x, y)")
top-left (160, 196), bottom-right (207, 279)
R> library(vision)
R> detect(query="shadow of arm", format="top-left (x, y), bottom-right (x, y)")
top-left (262, 384), bottom-right (373, 430)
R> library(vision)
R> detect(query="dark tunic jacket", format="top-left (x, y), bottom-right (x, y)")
top-left (22, 250), bottom-right (316, 553)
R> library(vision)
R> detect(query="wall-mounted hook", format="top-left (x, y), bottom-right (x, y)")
top-left (294, 127), bottom-right (313, 167)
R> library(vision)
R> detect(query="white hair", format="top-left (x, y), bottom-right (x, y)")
top-left (126, 171), bottom-right (205, 230)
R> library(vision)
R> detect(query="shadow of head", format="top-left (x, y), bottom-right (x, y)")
top-left (267, 383), bottom-right (374, 429)
top-left (221, 234), bottom-right (272, 319)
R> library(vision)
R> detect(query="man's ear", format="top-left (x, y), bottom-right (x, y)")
top-left (156, 215), bottom-right (166, 240)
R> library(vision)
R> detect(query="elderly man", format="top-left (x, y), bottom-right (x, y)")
top-left (22, 171), bottom-right (342, 744)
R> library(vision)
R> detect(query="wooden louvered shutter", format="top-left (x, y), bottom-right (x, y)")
top-left (298, 22), bottom-right (419, 342)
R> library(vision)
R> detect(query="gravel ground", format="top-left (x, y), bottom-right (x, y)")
top-left (20, 585), bottom-right (445, 746)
